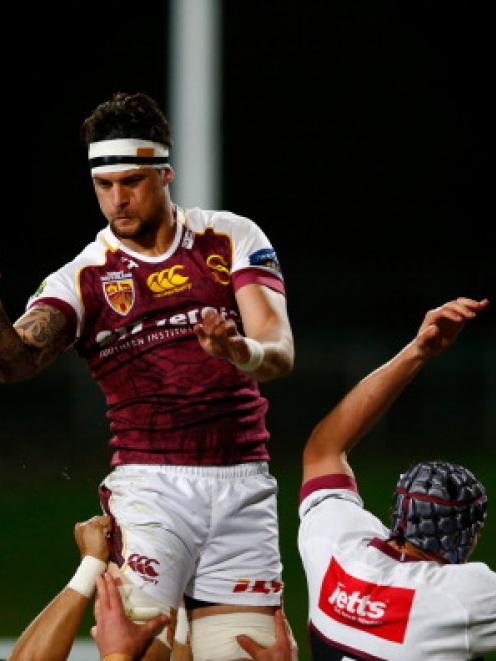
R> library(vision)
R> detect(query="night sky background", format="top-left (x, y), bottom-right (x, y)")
top-left (1, 2), bottom-right (494, 656)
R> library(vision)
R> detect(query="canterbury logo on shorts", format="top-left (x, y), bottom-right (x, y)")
top-left (127, 553), bottom-right (160, 577)
top-left (319, 558), bottom-right (415, 643)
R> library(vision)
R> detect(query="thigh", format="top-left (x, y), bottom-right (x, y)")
top-left (188, 470), bottom-right (283, 606)
top-left (100, 466), bottom-right (207, 608)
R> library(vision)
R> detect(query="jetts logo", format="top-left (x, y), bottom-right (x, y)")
top-left (146, 265), bottom-right (192, 297)
top-left (101, 271), bottom-right (135, 316)
top-left (319, 558), bottom-right (415, 643)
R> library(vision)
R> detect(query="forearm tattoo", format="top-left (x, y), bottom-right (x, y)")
top-left (0, 303), bottom-right (70, 381)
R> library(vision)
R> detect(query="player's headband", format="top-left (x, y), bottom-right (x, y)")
top-left (88, 139), bottom-right (170, 174)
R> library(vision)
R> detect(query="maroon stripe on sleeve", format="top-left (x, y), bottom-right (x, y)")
top-left (300, 474), bottom-right (358, 503)
top-left (28, 297), bottom-right (78, 340)
top-left (232, 268), bottom-right (285, 295)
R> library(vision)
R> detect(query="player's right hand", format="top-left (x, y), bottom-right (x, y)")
top-left (92, 572), bottom-right (168, 659)
top-left (414, 297), bottom-right (488, 359)
top-left (236, 608), bottom-right (298, 660)
top-left (74, 515), bottom-right (112, 562)
top-left (193, 307), bottom-right (251, 365)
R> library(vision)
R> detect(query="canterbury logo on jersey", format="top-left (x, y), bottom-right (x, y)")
top-left (146, 265), bottom-right (192, 297)
top-left (319, 558), bottom-right (415, 644)
top-left (101, 271), bottom-right (135, 316)
top-left (206, 254), bottom-right (231, 285)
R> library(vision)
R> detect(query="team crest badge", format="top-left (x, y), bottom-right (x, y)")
top-left (101, 271), bottom-right (135, 316)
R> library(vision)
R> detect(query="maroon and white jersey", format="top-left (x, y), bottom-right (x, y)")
top-left (27, 207), bottom-right (285, 466)
top-left (298, 474), bottom-right (496, 660)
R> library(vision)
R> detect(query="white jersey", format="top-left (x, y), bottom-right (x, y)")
top-left (298, 474), bottom-right (496, 660)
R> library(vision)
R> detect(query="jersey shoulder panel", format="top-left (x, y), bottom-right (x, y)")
top-left (440, 562), bottom-right (496, 603)
top-left (184, 207), bottom-right (283, 279)
top-left (27, 228), bottom-right (115, 335)
top-left (439, 562), bottom-right (496, 655)
top-left (298, 494), bottom-right (388, 563)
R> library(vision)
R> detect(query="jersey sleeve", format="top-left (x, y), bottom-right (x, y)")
top-left (26, 261), bottom-right (82, 341)
top-left (214, 212), bottom-right (285, 295)
top-left (463, 564), bottom-right (496, 655)
top-left (298, 474), bottom-right (389, 560)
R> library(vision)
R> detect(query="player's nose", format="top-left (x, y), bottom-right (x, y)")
top-left (112, 184), bottom-right (129, 208)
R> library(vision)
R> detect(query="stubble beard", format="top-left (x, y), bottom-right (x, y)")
top-left (110, 216), bottom-right (156, 240)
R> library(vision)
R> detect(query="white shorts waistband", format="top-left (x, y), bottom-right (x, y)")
top-left (112, 461), bottom-right (270, 479)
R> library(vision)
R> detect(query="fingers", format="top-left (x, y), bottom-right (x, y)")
top-left (103, 572), bottom-right (124, 613)
top-left (95, 574), bottom-right (111, 613)
top-left (141, 613), bottom-right (170, 639)
top-left (415, 296), bottom-right (488, 358)
top-left (422, 298), bottom-right (488, 331)
top-left (432, 298), bottom-right (488, 321)
top-left (75, 515), bottom-right (112, 535)
top-left (195, 309), bottom-right (237, 339)
top-left (236, 633), bottom-right (262, 656)
top-left (273, 608), bottom-right (287, 641)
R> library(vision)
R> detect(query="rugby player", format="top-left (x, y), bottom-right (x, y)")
top-left (299, 297), bottom-right (495, 659)
top-left (0, 92), bottom-right (294, 659)
top-left (9, 515), bottom-right (168, 661)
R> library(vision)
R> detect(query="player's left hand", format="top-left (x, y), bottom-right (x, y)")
top-left (236, 609), bottom-right (298, 660)
top-left (91, 572), bottom-right (169, 659)
top-left (415, 297), bottom-right (488, 359)
top-left (74, 515), bottom-right (112, 562)
top-left (194, 308), bottom-right (251, 365)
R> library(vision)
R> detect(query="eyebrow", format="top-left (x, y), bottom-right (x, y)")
top-left (94, 173), bottom-right (147, 185)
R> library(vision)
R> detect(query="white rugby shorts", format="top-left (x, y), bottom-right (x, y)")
top-left (99, 462), bottom-right (283, 609)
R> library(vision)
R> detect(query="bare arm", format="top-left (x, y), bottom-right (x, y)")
top-left (9, 516), bottom-right (111, 661)
top-left (0, 302), bottom-right (73, 383)
top-left (302, 297), bottom-right (489, 484)
top-left (194, 284), bottom-right (294, 382)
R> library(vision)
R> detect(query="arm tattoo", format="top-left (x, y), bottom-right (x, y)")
top-left (1, 303), bottom-right (72, 381)
top-left (15, 305), bottom-right (68, 349)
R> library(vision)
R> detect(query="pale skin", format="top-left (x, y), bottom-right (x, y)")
top-left (302, 297), bottom-right (489, 562)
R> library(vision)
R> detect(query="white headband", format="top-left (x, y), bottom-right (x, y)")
top-left (88, 138), bottom-right (170, 174)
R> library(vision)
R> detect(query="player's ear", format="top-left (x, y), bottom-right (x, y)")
top-left (162, 167), bottom-right (175, 185)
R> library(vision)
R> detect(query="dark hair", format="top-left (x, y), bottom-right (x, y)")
top-left (391, 461), bottom-right (487, 564)
top-left (81, 92), bottom-right (172, 147)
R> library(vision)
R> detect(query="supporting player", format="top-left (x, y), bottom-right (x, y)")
top-left (299, 297), bottom-right (495, 659)
top-left (8, 516), bottom-right (165, 661)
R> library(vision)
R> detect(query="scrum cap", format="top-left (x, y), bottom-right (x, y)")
top-left (391, 461), bottom-right (487, 563)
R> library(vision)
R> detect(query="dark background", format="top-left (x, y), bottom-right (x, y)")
top-left (1, 2), bottom-right (494, 658)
